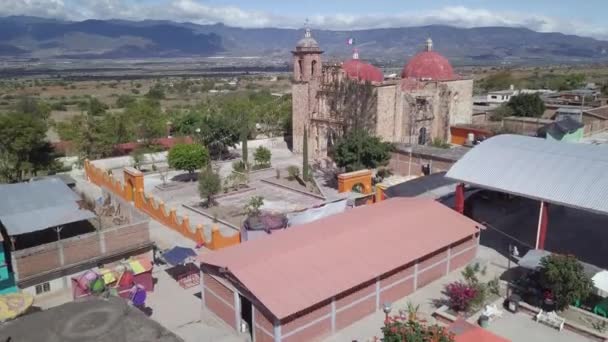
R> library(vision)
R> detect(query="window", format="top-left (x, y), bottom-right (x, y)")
top-left (418, 127), bottom-right (427, 145)
top-left (311, 60), bottom-right (317, 77)
top-left (35, 282), bottom-right (51, 295)
top-left (490, 95), bottom-right (497, 99)
top-left (298, 60), bottom-right (303, 80)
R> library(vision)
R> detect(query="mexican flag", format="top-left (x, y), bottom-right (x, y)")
top-left (346, 37), bottom-right (355, 45)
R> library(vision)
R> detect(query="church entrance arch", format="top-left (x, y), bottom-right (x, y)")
top-left (418, 127), bottom-right (427, 145)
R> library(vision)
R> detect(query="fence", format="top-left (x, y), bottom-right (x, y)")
top-left (84, 160), bottom-right (240, 250)
top-left (584, 120), bottom-right (608, 136)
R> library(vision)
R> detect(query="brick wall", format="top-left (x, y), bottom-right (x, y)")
top-left (254, 306), bottom-right (275, 342)
top-left (334, 281), bottom-right (376, 331)
top-left (388, 151), bottom-right (455, 177)
top-left (379, 278), bottom-right (415, 305)
top-left (203, 275), bottom-right (236, 329)
top-left (12, 245), bottom-right (61, 280)
top-left (63, 234), bottom-right (102, 265)
top-left (417, 262), bottom-right (447, 289)
top-left (104, 222), bottom-right (149, 253)
top-left (379, 264), bottom-right (415, 288)
top-left (418, 248), bottom-right (448, 270)
top-left (12, 219), bottom-right (151, 284)
top-left (335, 296), bottom-right (375, 331)
top-left (281, 302), bottom-right (331, 341)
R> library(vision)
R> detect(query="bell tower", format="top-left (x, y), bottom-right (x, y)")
top-left (292, 24), bottom-right (323, 82)
top-left (291, 23), bottom-right (323, 155)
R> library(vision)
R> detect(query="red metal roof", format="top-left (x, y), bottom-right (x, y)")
top-left (200, 198), bottom-right (480, 320)
top-left (342, 59), bottom-right (384, 83)
top-left (402, 51), bottom-right (455, 81)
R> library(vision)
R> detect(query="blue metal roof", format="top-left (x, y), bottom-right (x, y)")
top-left (446, 134), bottom-right (608, 215)
top-left (0, 178), bottom-right (95, 235)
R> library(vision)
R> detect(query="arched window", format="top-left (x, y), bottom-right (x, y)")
top-left (298, 60), bottom-right (303, 80)
top-left (311, 60), bottom-right (317, 77)
top-left (418, 127), bottom-right (427, 145)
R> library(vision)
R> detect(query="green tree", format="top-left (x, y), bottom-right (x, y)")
top-left (168, 143), bottom-right (209, 175)
top-left (115, 95), bottom-right (136, 108)
top-left (333, 130), bottom-right (393, 172)
top-left (540, 254), bottom-right (593, 310)
top-left (79, 97), bottom-right (109, 116)
top-left (506, 93), bottom-right (546, 118)
top-left (489, 104), bottom-right (515, 121)
top-left (303, 127), bottom-right (309, 181)
top-left (253, 146), bottom-right (271, 168)
top-left (14, 97), bottom-right (51, 119)
top-left (198, 166), bottom-right (222, 207)
top-left (146, 84), bottom-right (165, 100)
top-left (0, 112), bottom-right (54, 182)
top-left (241, 125), bottom-right (248, 170)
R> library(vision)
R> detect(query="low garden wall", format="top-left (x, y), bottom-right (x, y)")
top-left (84, 159), bottom-right (240, 250)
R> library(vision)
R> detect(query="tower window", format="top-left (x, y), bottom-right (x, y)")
top-left (298, 60), bottom-right (303, 80)
top-left (418, 127), bottom-right (427, 145)
top-left (311, 60), bottom-right (317, 77)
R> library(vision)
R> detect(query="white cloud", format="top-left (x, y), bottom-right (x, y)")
top-left (0, 1), bottom-right (606, 40)
top-left (0, 0), bottom-right (69, 19)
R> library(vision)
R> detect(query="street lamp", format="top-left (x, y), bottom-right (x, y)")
top-left (382, 302), bottom-right (392, 322)
top-left (506, 244), bottom-right (520, 296)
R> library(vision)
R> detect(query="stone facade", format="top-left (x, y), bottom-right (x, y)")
top-left (291, 31), bottom-right (473, 160)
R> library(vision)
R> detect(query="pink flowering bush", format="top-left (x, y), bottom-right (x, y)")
top-left (444, 281), bottom-right (477, 312)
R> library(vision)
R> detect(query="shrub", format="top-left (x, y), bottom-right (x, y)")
top-left (198, 167), bottom-right (222, 207)
top-left (287, 165), bottom-right (300, 180)
top-left (244, 196), bottom-right (264, 217)
top-left (382, 318), bottom-right (455, 342)
top-left (374, 167), bottom-right (393, 183)
top-left (168, 144), bottom-right (209, 175)
top-left (444, 281), bottom-right (478, 312)
top-left (253, 146), bottom-right (271, 168)
top-left (430, 138), bottom-right (450, 149)
top-left (232, 160), bottom-right (250, 173)
top-left (540, 254), bottom-right (593, 310)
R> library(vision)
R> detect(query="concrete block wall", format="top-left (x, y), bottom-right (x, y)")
top-left (202, 274), bottom-right (237, 329)
top-left (388, 151), bottom-right (455, 177)
top-left (12, 220), bottom-right (151, 283)
top-left (203, 234), bottom-right (479, 342)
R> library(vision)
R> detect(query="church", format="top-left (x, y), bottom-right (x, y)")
top-left (291, 27), bottom-right (473, 159)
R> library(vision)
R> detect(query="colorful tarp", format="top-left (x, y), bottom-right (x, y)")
top-left (0, 292), bottom-right (33, 322)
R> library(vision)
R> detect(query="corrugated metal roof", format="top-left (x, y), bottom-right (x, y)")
top-left (446, 134), bottom-right (608, 215)
top-left (0, 179), bottom-right (95, 235)
top-left (200, 198), bottom-right (480, 320)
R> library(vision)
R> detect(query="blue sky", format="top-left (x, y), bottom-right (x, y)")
top-left (3, 0), bottom-right (608, 39)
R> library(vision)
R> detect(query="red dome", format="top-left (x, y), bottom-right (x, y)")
top-left (342, 59), bottom-right (384, 83)
top-left (401, 51), bottom-right (455, 81)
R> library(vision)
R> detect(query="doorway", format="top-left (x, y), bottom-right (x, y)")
top-left (240, 294), bottom-right (253, 339)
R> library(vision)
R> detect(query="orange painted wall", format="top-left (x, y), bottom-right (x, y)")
top-left (84, 160), bottom-right (240, 250)
top-left (337, 170), bottom-right (373, 194)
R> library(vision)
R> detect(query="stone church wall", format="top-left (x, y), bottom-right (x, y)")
top-left (445, 79), bottom-right (474, 126)
top-left (376, 85), bottom-right (398, 142)
top-left (292, 83), bottom-right (311, 154)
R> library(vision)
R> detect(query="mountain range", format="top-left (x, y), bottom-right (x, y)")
top-left (1, 16), bottom-right (608, 65)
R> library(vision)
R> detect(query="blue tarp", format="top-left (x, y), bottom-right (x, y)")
top-left (162, 246), bottom-right (196, 266)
